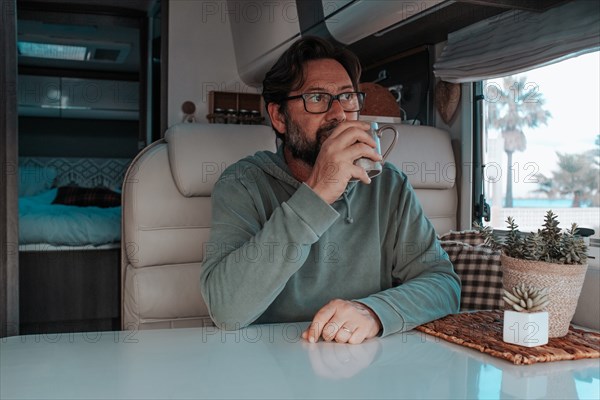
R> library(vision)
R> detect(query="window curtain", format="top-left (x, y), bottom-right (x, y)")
top-left (1, 0), bottom-right (19, 337)
top-left (434, 1), bottom-right (600, 83)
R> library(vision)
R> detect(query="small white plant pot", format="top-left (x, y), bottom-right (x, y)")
top-left (503, 310), bottom-right (549, 347)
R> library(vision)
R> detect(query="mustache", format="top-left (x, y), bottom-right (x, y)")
top-left (317, 122), bottom-right (339, 142)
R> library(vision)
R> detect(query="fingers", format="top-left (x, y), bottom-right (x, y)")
top-left (347, 328), bottom-right (369, 345)
top-left (322, 320), bottom-right (345, 342)
top-left (345, 142), bottom-right (383, 164)
top-left (334, 325), bottom-right (368, 344)
top-left (323, 123), bottom-right (377, 152)
top-left (309, 319), bottom-right (351, 343)
top-left (328, 322), bottom-right (366, 344)
top-left (326, 120), bottom-right (372, 142)
top-left (303, 300), bottom-right (381, 345)
top-left (304, 304), bottom-right (337, 343)
top-left (334, 325), bottom-right (353, 343)
top-left (349, 163), bottom-right (372, 185)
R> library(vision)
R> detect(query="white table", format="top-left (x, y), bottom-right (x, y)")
top-left (1, 323), bottom-right (599, 399)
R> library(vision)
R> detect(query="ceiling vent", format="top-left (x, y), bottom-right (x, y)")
top-left (91, 48), bottom-right (123, 62)
top-left (18, 36), bottom-right (131, 64)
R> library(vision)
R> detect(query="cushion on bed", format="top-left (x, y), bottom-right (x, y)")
top-left (24, 188), bottom-right (59, 205)
top-left (19, 166), bottom-right (57, 197)
top-left (52, 186), bottom-right (121, 208)
top-left (440, 240), bottom-right (504, 311)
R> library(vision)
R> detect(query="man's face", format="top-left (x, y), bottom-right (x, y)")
top-left (282, 59), bottom-right (359, 166)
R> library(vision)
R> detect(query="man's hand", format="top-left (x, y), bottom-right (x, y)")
top-left (301, 299), bottom-right (382, 344)
top-left (305, 121), bottom-right (382, 204)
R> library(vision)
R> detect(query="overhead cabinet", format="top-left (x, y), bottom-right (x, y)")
top-left (18, 75), bottom-right (139, 120)
top-left (18, 75), bottom-right (61, 117)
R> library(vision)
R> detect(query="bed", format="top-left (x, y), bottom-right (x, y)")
top-left (18, 157), bottom-right (131, 334)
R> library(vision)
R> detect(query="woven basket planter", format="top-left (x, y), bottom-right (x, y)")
top-left (501, 254), bottom-right (588, 338)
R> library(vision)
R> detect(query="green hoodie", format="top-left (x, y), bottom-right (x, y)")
top-left (200, 146), bottom-right (461, 336)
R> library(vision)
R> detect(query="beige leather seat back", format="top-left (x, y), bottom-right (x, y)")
top-left (122, 123), bottom-right (276, 330)
top-left (383, 124), bottom-right (458, 234)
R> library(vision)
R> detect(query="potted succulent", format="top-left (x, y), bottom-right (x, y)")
top-left (502, 283), bottom-right (549, 347)
top-left (477, 210), bottom-right (589, 338)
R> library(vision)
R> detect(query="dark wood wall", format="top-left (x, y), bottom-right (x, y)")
top-left (1, 0), bottom-right (19, 338)
top-left (19, 249), bottom-right (121, 334)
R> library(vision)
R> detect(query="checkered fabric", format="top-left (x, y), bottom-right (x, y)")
top-left (52, 186), bottom-right (121, 208)
top-left (439, 230), bottom-right (485, 246)
top-left (441, 241), bottom-right (504, 311)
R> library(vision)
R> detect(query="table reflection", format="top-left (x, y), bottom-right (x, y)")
top-left (302, 339), bottom-right (382, 380)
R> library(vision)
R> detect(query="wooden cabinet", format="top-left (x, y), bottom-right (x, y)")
top-left (19, 249), bottom-right (121, 334)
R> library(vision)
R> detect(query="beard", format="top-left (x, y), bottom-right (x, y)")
top-left (284, 117), bottom-right (339, 166)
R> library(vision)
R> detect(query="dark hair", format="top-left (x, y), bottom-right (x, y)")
top-left (262, 36), bottom-right (362, 108)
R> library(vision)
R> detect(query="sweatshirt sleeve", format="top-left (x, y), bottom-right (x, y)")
top-left (200, 173), bottom-right (339, 330)
top-left (355, 175), bottom-right (461, 337)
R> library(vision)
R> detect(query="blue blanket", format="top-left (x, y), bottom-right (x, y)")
top-left (19, 189), bottom-right (121, 246)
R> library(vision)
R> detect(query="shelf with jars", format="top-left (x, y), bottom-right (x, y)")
top-left (206, 91), bottom-right (265, 125)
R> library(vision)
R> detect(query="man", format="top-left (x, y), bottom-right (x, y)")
top-left (201, 36), bottom-right (460, 344)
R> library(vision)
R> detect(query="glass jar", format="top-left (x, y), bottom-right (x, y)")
top-left (238, 109), bottom-right (249, 124)
top-left (226, 108), bottom-right (238, 124)
top-left (213, 108), bottom-right (226, 124)
top-left (250, 110), bottom-right (262, 125)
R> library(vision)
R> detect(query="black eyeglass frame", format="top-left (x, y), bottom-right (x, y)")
top-left (282, 91), bottom-right (366, 114)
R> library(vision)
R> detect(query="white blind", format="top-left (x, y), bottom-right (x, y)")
top-left (434, 1), bottom-right (600, 83)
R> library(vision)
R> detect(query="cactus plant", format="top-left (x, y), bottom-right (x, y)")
top-left (475, 210), bottom-right (588, 265)
top-left (503, 283), bottom-right (550, 312)
top-left (504, 216), bottom-right (524, 259)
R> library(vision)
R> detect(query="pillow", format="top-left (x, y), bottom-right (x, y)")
top-left (439, 230), bottom-right (485, 246)
top-left (24, 188), bottom-right (58, 205)
top-left (19, 166), bottom-right (57, 197)
top-left (441, 241), bottom-right (503, 311)
top-left (52, 186), bottom-right (121, 208)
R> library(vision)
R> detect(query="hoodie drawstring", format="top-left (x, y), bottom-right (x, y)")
top-left (342, 192), bottom-right (354, 224)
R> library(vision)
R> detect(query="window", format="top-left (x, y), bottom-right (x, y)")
top-left (482, 52), bottom-right (600, 238)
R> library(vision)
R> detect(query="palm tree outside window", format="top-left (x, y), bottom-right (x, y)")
top-left (482, 52), bottom-right (600, 236)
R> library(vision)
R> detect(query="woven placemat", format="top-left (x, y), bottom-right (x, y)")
top-left (415, 310), bottom-right (600, 365)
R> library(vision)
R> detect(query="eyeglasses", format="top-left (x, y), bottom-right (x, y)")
top-left (282, 91), bottom-right (365, 114)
